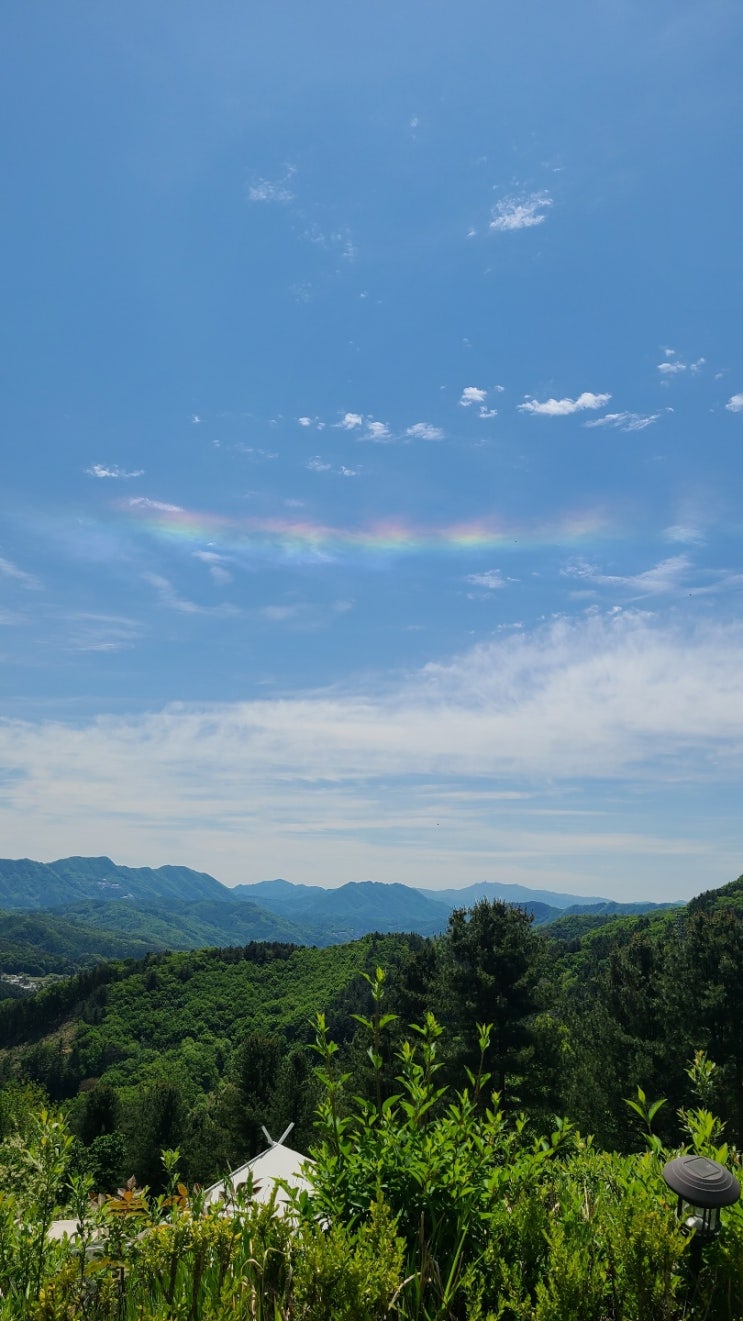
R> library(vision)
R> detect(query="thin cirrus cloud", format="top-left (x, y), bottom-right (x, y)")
top-left (0, 556), bottom-right (41, 590)
top-left (562, 555), bottom-right (694, 597)
top-left (663, 524), bottom-right (706, 546)
top-left (583, 410), bottom-right (669, 432)
top-left (85, 464), bottom-right (144, 479)
top-left (143, 572), bottom-right (241, 617)
top-left (193, 551), bottom-right (233, 586)
top-left (490, 191), bottom-right (553, 232)
top-left (564, 555), bottom-right (743, 600)
top-left (518, 392), bottom-right (611, 417)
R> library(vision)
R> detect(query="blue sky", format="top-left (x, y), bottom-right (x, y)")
top-left (1, 1), bottom-right (742, 900)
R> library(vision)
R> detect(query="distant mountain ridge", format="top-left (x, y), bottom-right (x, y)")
top-left (0, 856), bottom-right (226, 910)
top-left (0, 856), bottom-right (681, 975)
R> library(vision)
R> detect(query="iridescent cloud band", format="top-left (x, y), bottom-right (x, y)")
top-left (120, 498), bottom-right (613, 562)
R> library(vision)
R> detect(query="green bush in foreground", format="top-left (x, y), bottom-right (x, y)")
top-left (1, 976), bottom-right (742, 1319)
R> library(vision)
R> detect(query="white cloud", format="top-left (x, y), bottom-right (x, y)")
top-left (3, 613), bottom-right (743, 895)
top-left (657, 361), bottom-right (686, 375)
top-left (86, 464), bottom-right (144, 479)
top-left (235, 446), bottom-right (278, 460)
top-left (297, 416), bottom-right (313, 427)
top-left (478, 407), bottom-right (498, 420)
top-left (405, 422), bottom-right (445, 441)
top-left (490, 191), bottom-right (552, 232)
top-left (335, 412), bottom-right (363, 430)
top-left (459, 386), bottom-right (487, 407)
top-left (519, 392), bottom-right (611, 417)
top-left (0, 557), bottom-right (41, 590)
top-left (657, 353), bottom-right (705, 378)
top-left (663, 525), bottom-right (705, 546)
top-left (143, 573), bottom-right (240, 617)
top-left (248, 167), bottom-right (295, 204)
top-left (306, 457), bottom-right (358, 476)
top-left (191, 415), bottom-right (201, 425)
top-left (584, 410), bottom-right (668, 432)
top-left (128, 498), bottom-right (183, 513)
top-left (363, 421), bottom-right (391, 442)
top-left (466, 569), bottom-right (505, 590)
top-left (562, 556), bottom-right (693, 597)
top-left (726, 394), bottom-right (743, 413)
top-left (64, 612), bottom-right (142, 654)
top-left (194, 551), bottom-right (233, 586)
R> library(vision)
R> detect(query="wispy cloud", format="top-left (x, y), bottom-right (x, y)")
top-left (64, 612), bottom-right (142, 653)
top-left (128, 497), bottom-right (183, 513)
top-left (234, 445), bottom-right (279, 461)
top-left (0, 557), bottom-right (41, 590)
top-left (143, 573), bottom-right (240, 617)
top-left (85, 464), bottom-right (144, 479)
top-left (3, 613), bottom-right (743, 895)
top-left (490, 191), bottom-right (552, 232)
top-left (194, 551), bottom-right (233, 586)
top-left (465, 569), bottom-right (506, 590)
top-left (663, 524), bottom-right (706, 546)
top-left (306, 457), bottom-right (359, 477)
top-left (363, 421), bottom-right (391, 442)
top-left (260, 604), bottom-right (308, 623)
top-left (562, 555), bottom-right (693, 597)
top-left (405, 422), bottom-right (445, 441)
top-left (247, 166), bottom-right (296, 203)
top-left (519, 392), bottom-right (611, 417)
top-left (725, 394), bottom-right (743, 413)
top-left (584, 409), bottom-right (669, 432)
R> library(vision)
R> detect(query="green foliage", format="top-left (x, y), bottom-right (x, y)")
top-left (0, 1029), bottom-right (742, 1320)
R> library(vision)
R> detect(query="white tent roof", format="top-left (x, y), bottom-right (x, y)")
top-left (203, 1141), bottom-right (314, 1214)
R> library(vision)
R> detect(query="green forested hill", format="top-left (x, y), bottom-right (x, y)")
top-left (51, 897), bottom-right (307, 948)
top-left (0, 856), bottom-right (228, 909)
top-left (0, 932), bottom-right (415, 1090)
top-left (0, 908), bottom-right (154, 975)
top-left (1, 880), bottom-right (743, 1195)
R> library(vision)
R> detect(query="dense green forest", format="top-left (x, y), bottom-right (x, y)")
top-left (0, 874), bottom-right (741, 1194)
top-left (1, 875), bottom-right (743, 1317)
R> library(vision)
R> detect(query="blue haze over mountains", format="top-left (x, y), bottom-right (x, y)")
top-left (0, 857), bottom-right (679, 964)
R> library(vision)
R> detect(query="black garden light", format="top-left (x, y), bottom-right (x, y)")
top-left (662, 1155), bottom-right (740, 1238)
